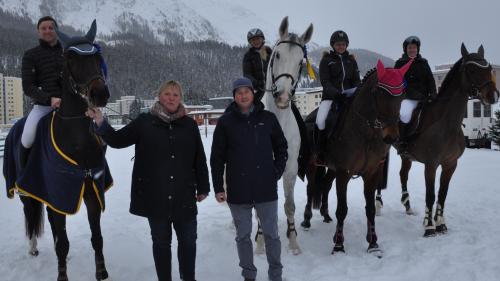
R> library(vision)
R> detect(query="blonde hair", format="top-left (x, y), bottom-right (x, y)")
top-left (158, 80), bottom-right (183, 98)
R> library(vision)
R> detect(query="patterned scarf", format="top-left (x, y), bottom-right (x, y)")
top-left (150, 101), bottom-right (186, 123)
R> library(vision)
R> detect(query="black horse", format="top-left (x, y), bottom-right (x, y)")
top-left (302, 60), bottom-right (412, 257)
top-left (376, 44), bottom-right (499, 237)
top-left (3, 20), bottom-right (111, 281)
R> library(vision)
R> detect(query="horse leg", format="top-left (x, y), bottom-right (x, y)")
top-left (301, 165), bottom-right (316, 230)
top-left (364, 171), bottom-right (383, 258)
top-left (332, 171), bottom-right (349, 254)
top-left (435, 160), bottom-right (457, 234)
top-left (320, 169), bottom-right (335, 223)
top-left (47, 209), bottom-right (69, 281)
top-left (20, 196), bottom-right (44, 256)
top-left (400, 157), bottom-right (415, 215)
top-left (83, 183), bottom-right (108, 280)
top-left (423, 164), bottom-right (438, 237)
top-left (283, 173), bottom-right (301, 255)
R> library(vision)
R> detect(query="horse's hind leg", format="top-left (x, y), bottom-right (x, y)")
top-left (332, 171), bottom-right (349, 254)
top-left (83, 183), bottom-right (108, 280)
top-left (320, 170), bottom-right (335, 223)
top-left (364, 171), bottom-right (383, 258)
top-left (47, 209), bottom-right (69, 281)
top-left (20, 196), bottom-right (44, 256)
top-left (435, 160), bottom-right (457, 234)
top-left (400, 157), bottom-right (415, 215)
top-left (423, 164), bottom-right (438, 237)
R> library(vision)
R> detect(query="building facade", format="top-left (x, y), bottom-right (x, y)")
top-left (0, 74), bottom-right (24, 125)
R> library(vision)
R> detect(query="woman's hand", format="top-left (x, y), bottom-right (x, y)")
top-left (86, 107), bottom-right (104, 127)
top-left (215, 192), bottom-right (226, 203)
top-left (196, 194), bottom-right (208, 202)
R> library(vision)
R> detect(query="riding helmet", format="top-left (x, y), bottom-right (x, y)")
top-left (330, 30), bottom-right (349, 47)
top-left (403, 36), bottom-right (421, 53)
top-left (247, 28), bottom-right (265, 43)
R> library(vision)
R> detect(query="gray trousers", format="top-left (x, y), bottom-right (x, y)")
top-left (229, 200), bottom-right (283, 281)
top-left (21, 105), bottom-right (53, 148)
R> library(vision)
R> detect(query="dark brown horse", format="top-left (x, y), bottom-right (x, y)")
top-left (302, 60), bottom-right (413, 257)
top-left (380, 44), bottom-right (499, 237)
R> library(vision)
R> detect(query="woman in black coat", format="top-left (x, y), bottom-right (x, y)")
top-left (88, 80), bottom-right (209, 281)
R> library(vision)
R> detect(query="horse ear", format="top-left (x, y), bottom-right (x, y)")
top-left (85, 19), bottom-right (97, 42)
top-left (300, 23), bottom-right (313, 44)
top-left (279, 16), bottom-right (289, 40)
top-left (376, 59), bottom-right (386, 79)
top-left (478, 45), bottom-right (485, 58)
top-left (461, 43), bottom-right (469, 57)
top-left (55, 28), bottom-right (70, 49)
top-left (398, 59), bottom-right (414, 76)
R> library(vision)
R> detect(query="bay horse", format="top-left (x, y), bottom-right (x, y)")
top-left (258, 16), bottom-right (313, 255)
top-left (3, 20), bottom-right (112, 280)
top-left (303, 60), bottom-right (413, 257)
top-left (378, 44), bottom-right (499, 237)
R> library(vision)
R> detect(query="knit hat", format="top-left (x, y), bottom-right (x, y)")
top-left (232, 77), bottom-right (254, 96)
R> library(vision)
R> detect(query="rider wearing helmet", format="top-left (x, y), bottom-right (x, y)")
top-left (315, 30), bottom-right (360, 164)
top-left (242, 28), bottom-right (273, 102)
top-left (395, 36), bottom-right (437, 146)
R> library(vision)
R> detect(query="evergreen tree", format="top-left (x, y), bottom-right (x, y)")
top-left (488, 110), bottom-right (500, 146)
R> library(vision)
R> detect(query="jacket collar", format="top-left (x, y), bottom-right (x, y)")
top-left (225, 101), bottom-right (264, 118)
top-left (39, 39), bottom-right (62, 50)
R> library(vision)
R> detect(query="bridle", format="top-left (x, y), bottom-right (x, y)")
top-left (267, 40), bottom-right (306, 98)
top-left (461, 57), bottom-right (497, 99)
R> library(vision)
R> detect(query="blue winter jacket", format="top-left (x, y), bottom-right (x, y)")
top-left (210, 102), bottom-right (288, 204)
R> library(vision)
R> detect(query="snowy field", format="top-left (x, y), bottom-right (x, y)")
top-left (1, 129), bottom-right (500, 281)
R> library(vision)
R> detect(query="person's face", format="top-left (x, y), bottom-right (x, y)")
top-left (406, 44), bottom-right (418, 58)
top-left (333, 41), bottom-right (347, 54)
top-left (159, 85), bottom-right (182, 113)
top-left (250, 37), bottom-right (264, 49)
top-left (234, 87), bottom-right (254, 112)
top-left (38, 20), bottom-right (57, 45)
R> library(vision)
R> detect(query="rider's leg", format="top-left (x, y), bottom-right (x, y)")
top-left (20, 105), bottom-right (53, 168)
top-left (315, 100), bottom-right (333, 164)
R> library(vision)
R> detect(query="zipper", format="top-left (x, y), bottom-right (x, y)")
top-left (339, 54), bottom-right (345, 93)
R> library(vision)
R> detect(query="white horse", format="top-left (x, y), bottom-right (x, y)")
top-left (256, 16), bottom-right (313, 256)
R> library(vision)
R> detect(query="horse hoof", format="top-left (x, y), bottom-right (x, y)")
top-left (406, 208), bottom-right (415, 215)
top-left (323, 216), bottom-right (333, 223)
top-left (29, 249), bottom-right (39, 256)
top-left (300, 220), bottom-right (311, 230)
top-left (255, 245), bottom-right (265, 255)
top-left (57, 272), bottom-right (68, 281)
top-left (436, 224), bottom-right (448, 234)
top-left (331, 244), bottom-right (345, 254)
top-left (96, 270), bottom-right (109, 280)
top-left (423, 228), bottom-right (436, 237)
top-left (289, 247), bottom-right (302, 256)
top-left (367, 244), bottom-right (383, 259)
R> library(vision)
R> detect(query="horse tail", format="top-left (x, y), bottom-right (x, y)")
top-left (21, 196), bottom-right (44, 238)
top-left (312, 166), bottom-right (326, 209)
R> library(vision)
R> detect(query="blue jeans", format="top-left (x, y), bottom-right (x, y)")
top-left (148, 217), bottom-right (197, 281)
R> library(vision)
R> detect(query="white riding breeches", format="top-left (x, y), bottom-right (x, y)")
top-left (399, 99), bottom-right (419, 124)
top-left (21, 105), bottom-right (53, 148)
top-left (316, 100), bottom-right (333, 130)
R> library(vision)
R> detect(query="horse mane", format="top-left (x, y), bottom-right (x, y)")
top-left (438, 58), bottom-right (463, 94)
top-left (357, 68), bottom-right (378, 91)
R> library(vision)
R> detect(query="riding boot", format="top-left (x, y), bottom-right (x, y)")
top-left (19, 145), bottom-right (31, 170)
top-left (315, 130), bottom-right (328, 166)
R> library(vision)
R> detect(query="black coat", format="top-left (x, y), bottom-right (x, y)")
top-left (21, 40), bottom-right (63, 106)
top-left (319, 50), bottom-right (361, 101)
top-left (210, 102), bottom-right (288, 204)
top-left (242, 46), bottom-right (273, 98)
top-left (96, 113), bottom-right (210, 221)
top-left (394, 54), bottom-right (437, 100)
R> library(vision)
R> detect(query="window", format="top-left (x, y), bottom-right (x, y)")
top-left (484, 104), bottom-right (491, 117)
top-left (473, 102), bottom-right (481, 117)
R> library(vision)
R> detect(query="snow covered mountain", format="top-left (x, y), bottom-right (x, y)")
top-left (0, 0), bottom-right (274, 45)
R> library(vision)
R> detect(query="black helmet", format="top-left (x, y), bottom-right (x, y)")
top-left (247, 28), bottom-right (265, 42)
top-left (330, 30), bottom-right (349, 47)
top-left (403, 36), bottom-right (421, 53)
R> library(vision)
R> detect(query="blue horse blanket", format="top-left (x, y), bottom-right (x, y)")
top-left (3, 111), bottom-right (113, 215)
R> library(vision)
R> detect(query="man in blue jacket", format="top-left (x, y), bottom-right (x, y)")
top-left (210, 77), bottom-right (288, 281)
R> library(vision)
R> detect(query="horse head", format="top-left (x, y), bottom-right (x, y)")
top-left (370, 59), bottom-right (413, 144)
top-left (267, 16), bottom-right (313, 109)
top-left (56, 20), bottom-right (110, 109)
top-left (460, 43), bottom-right (499, 105)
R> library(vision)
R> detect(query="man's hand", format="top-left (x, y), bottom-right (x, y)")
top-left (86, 108), bottom-right (104, 127)
top-left (215, 192), bottom-right (226, 203)
top-left (197, 194), bottom-right (208, 202)
top-left (51, 97), bottom-right (61, 108)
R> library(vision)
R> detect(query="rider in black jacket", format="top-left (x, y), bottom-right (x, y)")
top-left (20, 16), bottom-right (63, 167)
top-left (242, 28), bottom-right (273, 102)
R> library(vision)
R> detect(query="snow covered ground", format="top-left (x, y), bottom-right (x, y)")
top-left (1, 129), bottom-right (500, 281)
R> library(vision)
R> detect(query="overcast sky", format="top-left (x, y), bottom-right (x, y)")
top-left (235, 0), bottom-right (500, 69)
